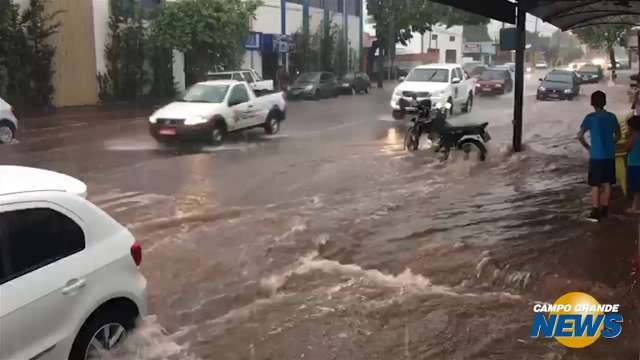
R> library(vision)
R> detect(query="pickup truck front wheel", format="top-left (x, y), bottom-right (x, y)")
top-left (265, 117), bottom-right (280, 135)
top-left (209, 122), bottom-right (226, 145)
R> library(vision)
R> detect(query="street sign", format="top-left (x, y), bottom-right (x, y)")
top-left (243, 32), bottom-right (262, 50)
top-left (463, 43), bottom-right (481, 53)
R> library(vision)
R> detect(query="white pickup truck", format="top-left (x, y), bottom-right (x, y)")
top-left (149, 80), bottom-right (286, 144)
top-left (207, 69), bottom-right (274, 93)
top-left (390, 63), bottom-right (475, 118)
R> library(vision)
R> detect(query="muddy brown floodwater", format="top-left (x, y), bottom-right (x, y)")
top-left (4, 74), bottom-right (639, 359)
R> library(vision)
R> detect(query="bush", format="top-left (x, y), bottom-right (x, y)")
top-left (0, 0), bottom-right (59, 111)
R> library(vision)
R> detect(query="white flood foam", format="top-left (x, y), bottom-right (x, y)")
top-left (260, 251), bottom-right (458, 297)
top-left (93, 316), bottom-right (199, 360)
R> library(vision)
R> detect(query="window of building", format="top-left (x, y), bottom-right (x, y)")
top-left (432, 34), bottom-right (438, 41)
top-left (0, 208), bottom-right (85, 285)
top-left (449, 35), bottom-right (456, 42)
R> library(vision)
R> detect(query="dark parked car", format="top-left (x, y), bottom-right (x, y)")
top-left (537, 70), bottom-right (580, 101)
top-left (338, 72), bottom-right (371, 94)
top-left (576, 64), bottom-right (603, 83)
top-left (289, 72), bottom-right (338, 100)
top-left (464, 63), bottom-right (488, 79)
top-left (477, 69), bottom-right (513, 95)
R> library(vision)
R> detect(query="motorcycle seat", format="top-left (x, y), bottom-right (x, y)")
top-left (442, 122), bottom-right (488, 133)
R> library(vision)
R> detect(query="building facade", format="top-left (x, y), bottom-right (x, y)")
top-left (11, 0), bottom-right (363, 107)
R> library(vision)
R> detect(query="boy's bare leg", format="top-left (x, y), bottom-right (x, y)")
top-left (592, 186), bottom-right (601, 208)
top-left (600, 183), bottom-right (611, 206)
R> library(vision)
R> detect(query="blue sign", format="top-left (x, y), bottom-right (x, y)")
top-left (244, 32), bottom-right (262, 50)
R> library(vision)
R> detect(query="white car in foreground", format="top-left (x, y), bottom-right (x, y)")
top-left (0, 166), bottom-right (147, 360)
top-left (0, 96), bottom-right (18, 144)
top-left (391, 63), bottom-right (475, 119)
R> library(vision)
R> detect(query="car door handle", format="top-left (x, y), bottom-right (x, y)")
top-left (62, 278), bottom-right (86, 295)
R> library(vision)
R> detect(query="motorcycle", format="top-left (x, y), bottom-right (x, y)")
top-left (396, 96), bottom-right (491, 161)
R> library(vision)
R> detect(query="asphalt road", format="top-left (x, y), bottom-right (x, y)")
top-left (3, 72), bottom-right (639, 359)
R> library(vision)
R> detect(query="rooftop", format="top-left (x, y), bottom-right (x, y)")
top-left (414, 63), bottom-right (461, 70)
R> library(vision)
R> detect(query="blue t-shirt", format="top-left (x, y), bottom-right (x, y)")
top-left (629, 135), bottom-right (640, 166)
top-left (581, 111), bottom-right (619, 159)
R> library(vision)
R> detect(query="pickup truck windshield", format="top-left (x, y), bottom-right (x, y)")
top-left (405, 69), bottom-right (449, 83)
top-left (182, 84), bottom-right (229, 103)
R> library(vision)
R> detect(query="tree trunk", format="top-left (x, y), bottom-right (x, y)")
top-left (377, 45), bottom-right (384, 88)
top-left (609, 46), bottom-right (616, 70)
top-left (608, 46), bottom-right (617, 80)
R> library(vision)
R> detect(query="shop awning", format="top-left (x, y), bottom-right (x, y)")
top-left (525, 0), bottom-right (640, 30)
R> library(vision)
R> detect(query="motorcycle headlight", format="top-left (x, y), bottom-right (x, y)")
top-left (538, 86), bottom-right (546, 91)
top-left (184, 115), bottom-right (209, 126)
top-left (305, 85), bottom-right (313, 91)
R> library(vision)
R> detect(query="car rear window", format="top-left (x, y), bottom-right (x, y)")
top-left (0, 208), bottom-right (85, 284)
top-left (479, 70), bottom-right (506, 81)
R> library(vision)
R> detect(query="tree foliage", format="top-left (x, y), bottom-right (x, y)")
top-left (367, 0), bottom-right (489, 85)
top-left (0, 0), bottom-right (60, 110)
top-left (151, 0), bottom-right (262, 84)
top-left (463, 24), bottom-right (491, 43)
top-left (573, 21), bottom-right (632, 69)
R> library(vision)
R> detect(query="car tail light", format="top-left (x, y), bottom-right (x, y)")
top-left (130, 242), bottom-right (142, 266)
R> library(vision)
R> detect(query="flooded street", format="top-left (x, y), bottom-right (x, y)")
top-left (3, 74), bottom-right (639, 359)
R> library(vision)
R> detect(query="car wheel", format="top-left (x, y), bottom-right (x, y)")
top-left (314, 89), bottom-right (321, 100)
top-left (350, 86), bottom-right (356, 95)
top-left (210, 122), bottom-right (226, 145)
top-left (447, 98), bottom-right (454, 116)
top-left (0, 121), bottom-right (15, 144)
top-left (364, 86), bottom-right (370, 94)
top-left (265, 116), bottom-right (280, 135)
top-left (69, 306), bottom-right (136, 360)
top-left (462, 94), bottom-right (473, 113)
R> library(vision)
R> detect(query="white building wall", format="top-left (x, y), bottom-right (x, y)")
top-left (246, 1), bottom-right (361, 73)
top-left (393, 26), bottom-right (464, 64)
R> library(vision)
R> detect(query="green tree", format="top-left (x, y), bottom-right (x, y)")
top-left (367, 0), bottom-right (489, 87)
top-left (151, 0), bottom-right (262, 85)
top-left (573, 22), bottom-right (632, 71)
top-left (0, 0), bottom-right (60, 110)
top-left (463, 24), bottom-right (491, 42)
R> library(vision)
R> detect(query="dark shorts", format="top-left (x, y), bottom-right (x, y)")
top-left (588, 159), bottom-right (616, 186)
top-left (628, 166), bottom-right (640, 193)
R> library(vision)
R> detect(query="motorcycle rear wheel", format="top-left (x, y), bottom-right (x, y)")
top-left (404, 131), bottom-right (420, 151)
top-left (459, 140), bottom-right (487, 161)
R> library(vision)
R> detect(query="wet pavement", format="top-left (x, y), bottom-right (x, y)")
top-left (3, 72), bottom-right (639, 359)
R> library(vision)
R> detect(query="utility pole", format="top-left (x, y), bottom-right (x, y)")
top-left (532, 17), bottom-right (539, 66)
top-left (359, 0), bottom-right (364, 72)
top-left (343, 0), bottom-right (348, 75)
top-left (388, 9), bottom-right (394, 81)
top-left (513, 6), bottom-right (526, 152)
top-left (280, 0), bottom-right (287, 69)
top-left (302, 0), bottom-right (309, 71)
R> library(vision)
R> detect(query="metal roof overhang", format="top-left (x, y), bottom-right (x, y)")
top-left (521, 0), bottom-right (640, 30)
top-left (430, 0), bottom-right (517, 24)
top-left (432, 1), bottom-right (640, 31)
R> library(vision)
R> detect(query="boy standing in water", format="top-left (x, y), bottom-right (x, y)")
top-left (578, 91), bottom-right (621, 222)
top-left (626, 116), bottom-right (640, 213)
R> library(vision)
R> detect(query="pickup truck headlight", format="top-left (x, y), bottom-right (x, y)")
top-left (304, 85), bottom-right (313, 91)
top-left (184, 115), bottom-right (209, 126)
top-left (495, 83), bottom-right (503, 88)
top-left (393, 89), bottom-right (402, 97)
top-left (149, 116), bottom-right (157, 124)
top-left (538, 86), bottom-right (546, 91)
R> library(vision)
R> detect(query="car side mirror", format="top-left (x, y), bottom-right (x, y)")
top-left (398, 76), bottom-right (405, 82)
top-left (451, 77), bottom-right (461, 84)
